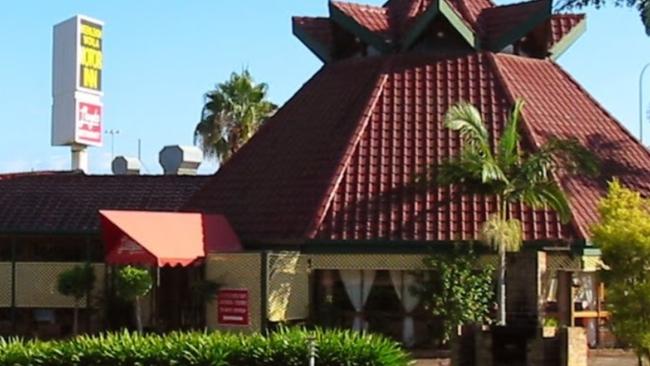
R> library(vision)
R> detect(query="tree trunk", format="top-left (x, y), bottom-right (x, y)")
top-left (135, 296), bottom-right (143, 333)
top-left (497, 247), bottom-right (507, 325)
top-left (73, 300), bottom-right (79, 335)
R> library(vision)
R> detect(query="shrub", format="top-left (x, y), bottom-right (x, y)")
top-left (115, 266), bottom-right (152, 332)
top-left (412, 246), bottom-right (494, 345)
top-left (0, 328), bottom-right (410, 366)
top-left (56, 264), bottom-right (95, 335)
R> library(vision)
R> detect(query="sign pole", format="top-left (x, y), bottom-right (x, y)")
top-left (71, 144), bottom-right (88, 172)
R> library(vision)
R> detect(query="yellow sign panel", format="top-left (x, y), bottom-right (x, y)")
top-left (79, 19), bottom-right (102, 91)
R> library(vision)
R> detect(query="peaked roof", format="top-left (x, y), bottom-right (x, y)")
top-left (0, 171), bottom-right (209, 234)
top-left (186, 0), bottom-right (650, 246)
top-left (185, 51), bottom-right (650, 244)
top-left (293, 0), bottom-right (585, 61)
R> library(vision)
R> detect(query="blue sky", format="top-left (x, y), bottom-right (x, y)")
top-left (0, 1), bottom-right (648, 174)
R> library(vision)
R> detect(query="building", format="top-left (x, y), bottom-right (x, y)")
top-left (0, 171), bottom-right (209, 335)
top-left (185, 0), bottom-right (650, 347)
top-left (0, 0), bottom-right (648, 348)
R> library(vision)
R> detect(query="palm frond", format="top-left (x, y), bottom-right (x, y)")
top-left (498, 99), bottom-right (524, 171)
top-left (533, 137), bottom-right (600, 177)
top-left (518, 181), bottom-right (572, 223)
top-left (444, 102), bottom-right (508, 184)
top-left (444, 102), bottom-right (489, 148)
top-left (480, 215), bottom-right (523, 253)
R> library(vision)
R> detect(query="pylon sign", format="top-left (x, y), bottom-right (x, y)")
top-left (52, 15), bottom-right (104, 147)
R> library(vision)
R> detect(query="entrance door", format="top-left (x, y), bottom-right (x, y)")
top-left (157, 267), bottom-right (192, 330)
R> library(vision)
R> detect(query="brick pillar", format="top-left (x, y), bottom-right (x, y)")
top-left (560, 327), bottom-right (587, 366)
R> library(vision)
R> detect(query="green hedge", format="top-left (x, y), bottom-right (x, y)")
top-left (0, 328), bottom-right (411, 366)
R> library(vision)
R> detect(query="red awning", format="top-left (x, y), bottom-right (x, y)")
top-left (100, 210), bottom-right (242, 267)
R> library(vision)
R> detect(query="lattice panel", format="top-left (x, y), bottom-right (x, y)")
top-left (309, 253), bottom-right (498, 270)
top-left (0, 263), bottom-right (11, 307)
top-left (545, 253), bottom-right (581, 272)
top-left (267, 252), bottom-right (309, 322)
top-left (310, 254), bottom-right (427, 270)
top-left (15, 263), bottom-right (105, 308)
top-left (205, 253), bottom-right (262, 333)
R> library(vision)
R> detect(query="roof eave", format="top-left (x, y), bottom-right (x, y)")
top-left (439, 0), bottom-right (480, 49)
top-left (329, 1), bottom-right (393, 53)
top-left (292, 17), bottom-right (332, 63)
top-left (401, 0), bottom-right (480, 51)
top-left (549, 17), bottom-right (586, 61)
top-left (401, 0), bottom-right (440, 50)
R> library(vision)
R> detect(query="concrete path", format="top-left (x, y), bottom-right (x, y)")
top-left (589, 349), bottom-right (636, 366)
top-left (413, 349), bottom-right (637, 366)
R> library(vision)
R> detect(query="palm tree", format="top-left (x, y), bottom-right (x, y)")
top-left (436, 99), bottom-right (598, 325)
top-left (194, 70), bottom-right (277, 163)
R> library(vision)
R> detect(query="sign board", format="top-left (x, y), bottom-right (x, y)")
top-left (217, 289), bottom-right (249, 326)
top-left (78, 19), bottom-right (103, 92)
top-left (76, 100), bottom-right (102, 145)
top-left (52, 15), bottom-right (104, 147)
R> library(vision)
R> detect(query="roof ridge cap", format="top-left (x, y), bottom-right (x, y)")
top-left (305, 67), bottom-right (391, 239)
top-left (484, 0), bottom-right (546, 11)
top-left (547, 59), bottom-right (650, 162)
top-left (331, 0), bottom-right (388, 12)
top-left (0, 170), bottom-right (83, 180)
top-left (486, 52), bottom-right (587, 239)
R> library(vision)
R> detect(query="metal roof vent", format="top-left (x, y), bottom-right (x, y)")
top-left (111, 156), bottom-right (141, 175)
top-left (159, 145), bottom-right (202, 175)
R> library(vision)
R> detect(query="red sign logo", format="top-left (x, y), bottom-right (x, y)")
top-left (77, 101), bottom-right (102, 145)
top-left (116, 236), bottom-right (145, 255)
top-left (217, 289), bottom-right (249, 326)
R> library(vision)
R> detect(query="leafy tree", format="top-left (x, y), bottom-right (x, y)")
top-left (115, 266), bottom-right (153, 332)
top-left (592, 180), bottom-right (650, 365)
top-left (433, 99), bottom-right (598, 325)
top-left (557, 0), bottom-right (650, 36)
top-left (57, 264), bottom-right (96, 335)
top-left (412, 247), bottom-right (494, 345)
top-left (194, 69), bottom-right (277, 164)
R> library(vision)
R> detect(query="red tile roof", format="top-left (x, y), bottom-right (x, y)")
top-left (315, 53), bottom-right (574, 242)
top-left (292, 17), bottom-right (334, 51)
top-left (187, 51), bottom-right (650, 244)
top-left (0, 171), bottom-right (209, 234)
top-left (549, 14), bottom-right (585, 46)
top-left (385, 0), bottom-right (434, 35)
top-left (186, 58), bottom-right (387, 242)
top-left (478, 0), bottom-right (549, 43)
top-left (295, 0), bottom-right (584, 63)
top-left (331, 1), bottom-right (392, 38)
top-left (491, 54), bottom-right (650, 238)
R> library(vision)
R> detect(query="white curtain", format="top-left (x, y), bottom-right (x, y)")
top-left (390, 271), bottom-right (420, 347)
top-left (339, 270), bottom-right (376, 331)
top-left (574, 272), bottom-right (598, 347)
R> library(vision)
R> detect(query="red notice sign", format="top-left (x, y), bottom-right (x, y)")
top-left (217, 288), bottom-right (249, 326)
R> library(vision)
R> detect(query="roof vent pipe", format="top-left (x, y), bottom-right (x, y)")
top-left (159, 145), bottom-right (202, 175)
top-left (112, 156), bottom-right (141, 175)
